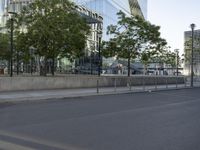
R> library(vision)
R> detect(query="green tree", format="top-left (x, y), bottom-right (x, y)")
top-left (16, 0), bottom-right (90, 76)
top-left (0, 33), bottom-right (10, 61)
top-left (14, 32), bottom-right (32, 73)
top-left (165, 51), bottom-right (176, 67)
top-left (102, 11), bottom-right (164, 76)
top-left (140, 38), bottom-right (167, 74)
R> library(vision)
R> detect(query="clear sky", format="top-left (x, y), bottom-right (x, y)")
top-left (148, 0), bottom-right (200, 54)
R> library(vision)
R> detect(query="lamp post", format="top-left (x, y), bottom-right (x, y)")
top-left (174, 49), bottom-right (179, 76)
top-left (98, 30), bottom-right (102, 76)
top-left (90, 52), bottom-right (93, 75)
top-left (190, 23), bottom-right (195, 87)
top-left (90, 43), bottom-right (95, 75)
top-left (8, 12), bottom-right (17, 77)
top-left (128, 49), bottom-right (131, 77)
top-left (16, 49), bottom-right (19, 75)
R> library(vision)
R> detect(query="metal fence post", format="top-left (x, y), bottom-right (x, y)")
top-left (129, 78), bottom-right (132, 91)
top-left (166, 77), bottom-right (168, 89)
top-left (155, 76), bottom-right (157, 90)
top-left (97, 79), bottom-right (99, 93)
top-left (114, 78), bottom-right (117, 92)
top-left (143, 76), bottom-right (145, 91)
top-left (184, 76), bottom-right (187, 88)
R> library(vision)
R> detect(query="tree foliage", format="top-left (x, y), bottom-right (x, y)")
top-left (15, 0), bottom-right (90, 75)
top-left (140, 38), bottom-right (167, 74)
top-left (164, 50), bottom-right (177, 67)
top-left (102, 11), bottom-right (167, 75)
top-left (0, 33), bottom-right (10, 60)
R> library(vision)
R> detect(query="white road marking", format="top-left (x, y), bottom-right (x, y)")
top-left (0, 130), bottom-right (86, 150)
top-left (0, 140), bottom-right (36, 150)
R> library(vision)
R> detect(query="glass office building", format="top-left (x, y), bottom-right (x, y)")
top-left (0, 0), bottom-right (8, 27)
top-left (184, 30), bottom-right (200, 76)
top-left (0, 0), bottom-right (148, 73)
top-left (1, 0), bottom-right (147, 34)
top-left (137, 0), bottom-right (147, 19)
top-left (73, 0), bottom-right (147, 70)
top-left (73, 0), bottom-right (147, 41)
top-left (1, 0), bottom-right (147, 38)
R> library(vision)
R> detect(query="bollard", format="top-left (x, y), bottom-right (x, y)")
top-left (97, 80), bottom-right (99, 93)
top-left (166, 77), bottom-right (168, 89)
top-left (184, 76), bottom-right (187, 88)
top-left (143, 76), bottom-right (145, 91)
top-left (129, 78), bottom-right (132, 91)
top-left (155, 76), bottom-right (157, 90)
top-left (176, 76), bottom-right (178, 89)
top-left (114, 78), bottom-right (117, 92)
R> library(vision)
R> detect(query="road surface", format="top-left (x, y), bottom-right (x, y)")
top-left (0, 88), bottom-right (200, 150)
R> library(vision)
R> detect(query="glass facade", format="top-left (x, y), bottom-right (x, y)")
top-left (0, 0), bottom-right (148, 73)
top-left (72, 0), bottom-right (147, 67)
top-left (1, 0), bottom-right (147, 34)
top-left (138, 0), bottom-right (147, 19)
top-left (0, 0), bottom-right (8, 27)
top-left (184, 30), bottom-right (200, 76)
top-left (73, 0), bottom-right (147, 41)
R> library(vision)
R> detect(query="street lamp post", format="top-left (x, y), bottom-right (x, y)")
top-left (90, 52), bottom-right (93, 75)
top-left (16, 49), bottom-right (19, 75)
top-left (90, 43), bottom-right (95, 75)
top-left (190, 23), bottom-right (195, 87)
top-left (128, 50), bottom-right (131, 77)
top-left (10, 17), bottom-right (14, 77)
top-left (174, 49), bottom-right (179, 76)
top-left (98, 30), bottom-right (102, 77)
top-left (8, 12), bottom-right (17, 77)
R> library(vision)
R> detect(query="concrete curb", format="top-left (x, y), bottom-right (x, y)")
top-left (0, 86), bottom-right (194, 104)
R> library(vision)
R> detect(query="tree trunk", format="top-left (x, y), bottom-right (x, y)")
top-left (143, 64), bottom-right (147, 75)
top-left (40, 58), bottom-right (47, 76)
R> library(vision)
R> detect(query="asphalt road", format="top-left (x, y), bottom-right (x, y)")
top-left (0, 88), bottom-right (200, 150)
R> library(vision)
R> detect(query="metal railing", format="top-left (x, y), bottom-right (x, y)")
top-left (95, 76), bottom-right (193, 94)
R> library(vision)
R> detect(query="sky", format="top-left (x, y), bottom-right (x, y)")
top-left (148, 0), bottom-right (200, 54)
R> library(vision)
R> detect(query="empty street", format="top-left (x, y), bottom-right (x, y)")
top-left (0, 89), bottom-right (200, 150)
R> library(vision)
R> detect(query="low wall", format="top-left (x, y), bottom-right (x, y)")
top-left (0, 75), bottom-right (185, 92)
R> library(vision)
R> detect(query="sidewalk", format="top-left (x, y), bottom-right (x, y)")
top-left (0, 84), bottom-right (189, 104)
